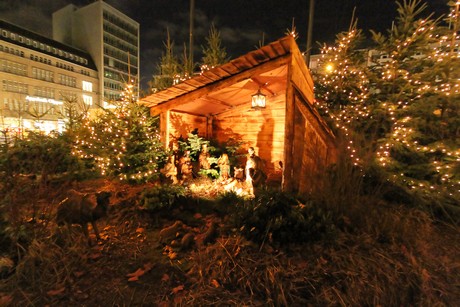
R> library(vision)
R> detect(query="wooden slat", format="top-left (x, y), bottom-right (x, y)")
top-left (230, 56), bottom-right (253, 70)
top-left (175, 82), bottom-right (198, 91)
top-left (294, 92), bottom-right (336, 150)
top-left (210, 66), bottom-right (232, 78)
top-left (149, 55), bottom-right (291, 116)
top-left (141, 35), bottom-right (295, 107)
top-left (201, 69), bottom-right (222, 82)
top-left (219, 62), bottom-right (240, 75)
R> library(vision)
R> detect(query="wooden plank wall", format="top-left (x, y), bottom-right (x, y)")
top-left (166, 111), bottom-right (208, 148)
top-left (287, 42), bottom-right (337, 195)
top-left (287, 94), bottom-right (332, 194)
top-left (212, 94), bottom-right (286, 179)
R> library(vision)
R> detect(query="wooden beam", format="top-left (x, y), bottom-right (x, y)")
top-left (169, 109), bottom-right (207, 118)
top-left (282, 62), bottom-right (295, 192)
top-left (206, 116), bottom-right (213, 139)
top-left (202, 97), bottom-right (234, 108)
top-left (149, 55), bottom-right (291, 116)
top-left (160, 110), bottom-right (170, 149)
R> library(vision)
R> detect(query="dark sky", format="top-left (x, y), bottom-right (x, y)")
top-left (0, 0), bottom-right (448, 91)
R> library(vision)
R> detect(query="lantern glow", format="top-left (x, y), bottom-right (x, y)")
top-left (251, 89), bottom-right (266, 108)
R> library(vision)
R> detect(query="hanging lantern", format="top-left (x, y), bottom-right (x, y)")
top-left (251, 89), bottom-right (266, 108)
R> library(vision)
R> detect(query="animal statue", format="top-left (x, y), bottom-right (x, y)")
top-left (159, 220), bottom-right (183, 244)
top-left (233, 167), bottom-right (244, 180)
top-left (56, 189), bottom-right (111, 246)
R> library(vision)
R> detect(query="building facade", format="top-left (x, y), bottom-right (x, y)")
top-left (0, 19), bottom-right (99, 137)
top-left (53, 0), bottom-right (140, 105)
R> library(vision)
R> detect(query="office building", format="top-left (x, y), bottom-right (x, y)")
top-left (53, 0), bottom-right (140, 105)
top-left (0, 19), bottom-right (99, 137)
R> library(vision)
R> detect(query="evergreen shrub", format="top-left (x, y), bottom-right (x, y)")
top-left (229, 190), bottom-right (336, 245)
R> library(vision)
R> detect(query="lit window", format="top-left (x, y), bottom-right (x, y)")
top-left (82, 81), bottom-right (92, 92)
top-left (82, 95), bottom-right (93, 105)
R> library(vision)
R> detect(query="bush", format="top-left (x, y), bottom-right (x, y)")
top-left (139, 184), bottom-right (187, 214)
top-left (0, 132), bottom-right (90, 251)
top-left (229, 190), bottom-right (336, 246)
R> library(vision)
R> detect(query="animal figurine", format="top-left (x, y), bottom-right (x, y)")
top-left (233, 167), bottom-right (244, 180)
top-left (159, 220), bottom-right (183, 244)
top-left (56, 189), bottom-right (111, 246)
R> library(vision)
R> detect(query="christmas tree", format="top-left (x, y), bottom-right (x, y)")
top-left (314, 0), bottom-right (459, 209)
top-left (74, 80), bottom-right (167, 183)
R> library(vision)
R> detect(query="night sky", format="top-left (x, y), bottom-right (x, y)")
top-left (0, 0), bottom-right (448, 91)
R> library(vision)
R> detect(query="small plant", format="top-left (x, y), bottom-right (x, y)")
top-left (139, 184), bottom-right (187, 213)
top-left (230, 190), bottom-right (336, 246)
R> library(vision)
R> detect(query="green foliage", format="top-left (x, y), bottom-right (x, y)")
top-left (0, 132), bottom-right (89, 250)
top-left (0, 132), bottom-right (84, 180)
top-left (314, 0), bottom-right (460, 216)
top-left (230, 190), bottom-right (336, 245)
top-left (201, 23), bottom-right (229, 69)
top-left (314, 19), bottom-right (369, 111)
top-left (139, 184), bottom-right (187, 213)
top-left (149, 29), bottom-right (181, 92)
top-left (74, 100), bottom-right (167, 183)
top-left (198, 168), bottom-right (220, 179)
top-left (178, 133), bottom-right (211, 161)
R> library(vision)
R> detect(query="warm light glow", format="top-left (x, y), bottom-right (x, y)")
top-left (251, 90), bottom-right (266, 108)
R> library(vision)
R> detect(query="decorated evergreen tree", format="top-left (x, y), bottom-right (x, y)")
top-left (74, 80), bottom-right (167, 183)
top-left (314, 0), bottom-right (459, 208)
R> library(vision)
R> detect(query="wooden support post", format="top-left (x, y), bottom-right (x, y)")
top-left (206, 116), bottom-right (213, 139)
top-left (160, 110), bottom-right (170, 149)
top-left (283, 73), bottom-right (295, 192)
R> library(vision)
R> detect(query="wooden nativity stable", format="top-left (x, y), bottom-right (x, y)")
top-left (141, 35), bottom-right (337, 195)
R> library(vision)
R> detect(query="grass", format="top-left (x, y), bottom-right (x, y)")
top-left (0, 170), bottom-right (459, 306)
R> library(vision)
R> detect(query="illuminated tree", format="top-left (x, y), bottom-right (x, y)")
top-left (74, 81), bottom-right (167, 183)
top-left (315, 0), bottom-right (460, 206)
top-left (315, 20), bottom-right (369, 111)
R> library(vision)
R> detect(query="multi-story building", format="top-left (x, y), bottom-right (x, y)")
top-left (53, 0), bottom-right (140, 105)
top-left (0, 19), bottom-right (99, 137)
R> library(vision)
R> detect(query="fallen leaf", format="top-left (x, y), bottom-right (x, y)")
top-left (143, 262), bottom-right (153, 272)
top-left (161, 274), bottom-right (170, 282)
top-left (128, 276), bottom-right (139, 282)
top-left (136, 227), bottom-right (145, 233)
top-left (126, 268), bottom-right (144, 278)
top-left (171, 285), bottom-right (184, 294)
top-left (211, 279), bottom-right (220, 288)
top-left (47, 287), bottom-right (65, 296)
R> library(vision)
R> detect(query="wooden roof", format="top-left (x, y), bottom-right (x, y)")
top-left (141, 35), bottom-right (295, 117)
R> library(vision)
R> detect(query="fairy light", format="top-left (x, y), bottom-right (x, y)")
top-left (314, 5), bottom-right (460, 198)
top-left (73, 80), bottom-right (165, 182)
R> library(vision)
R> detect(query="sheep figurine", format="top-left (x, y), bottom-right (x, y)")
top-left (56, 189), bottom-right (111, 245)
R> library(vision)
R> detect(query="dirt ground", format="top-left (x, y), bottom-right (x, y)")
top-left (1, 178), bottom-right (459, 306)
